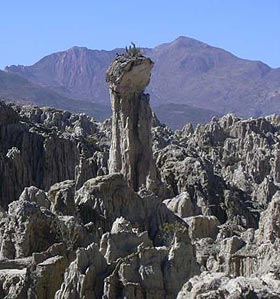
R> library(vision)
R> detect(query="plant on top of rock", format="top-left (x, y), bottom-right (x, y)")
top-left (124, 42), bottom-right (142, 58)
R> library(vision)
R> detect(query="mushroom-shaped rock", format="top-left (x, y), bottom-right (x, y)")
top-left (106, 54), bottom-right (157, 192)
top-left (106, 55), bottom-right (153, 96)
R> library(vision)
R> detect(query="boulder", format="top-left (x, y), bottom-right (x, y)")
top-left (185, 216), bottom-right (220, 241)
top-left (75, 174), bottom-right (146, 231)
top-left (19, 186), bottom-right (50, 209)
top-left (48, 180), bottom-right (76, 216)
top-left (163, 192), bottom-right (201, 218)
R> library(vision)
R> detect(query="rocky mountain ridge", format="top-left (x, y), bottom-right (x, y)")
top-left (4, 36), bottom-right (280, 129)
top-left (0, 53), bottom-right (280, 298)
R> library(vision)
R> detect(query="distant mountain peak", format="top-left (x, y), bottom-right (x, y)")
top-left (152, 36), bottom-right (210, 53)
top-left (173, 35), bottom-right (207, 46)
top-left (67, 46), bottom-right (89, 52)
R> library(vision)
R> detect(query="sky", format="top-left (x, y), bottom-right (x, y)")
top-left (0, 0), bottom-right (279, 70)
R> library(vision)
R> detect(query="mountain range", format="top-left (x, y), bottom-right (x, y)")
top-left (2, 36), bottom-right (280, 128)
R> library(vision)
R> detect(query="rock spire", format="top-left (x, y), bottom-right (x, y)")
top-left (106, 52), bottom-right (155, 191)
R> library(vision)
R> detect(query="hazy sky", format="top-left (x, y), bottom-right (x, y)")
top-left (0, 0), bottom-right (279, 69)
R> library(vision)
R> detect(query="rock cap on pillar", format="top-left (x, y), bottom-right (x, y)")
top-left (106, 52), bottom-right (154, 96)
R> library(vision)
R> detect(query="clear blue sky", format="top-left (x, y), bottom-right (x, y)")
top-left (0, 0), bottom-right (279, 69)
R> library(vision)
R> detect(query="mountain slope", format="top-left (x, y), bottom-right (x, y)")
top-left (153, 103), bottom-right (221, 129)
top-left (147, 37), bottom-right (280, 116)
top-left (0, 70), bottom-right (111, 120)
top-left (4, 36), bottom-right (280, 127)
top-left (5, 46), bottom-right (117, 103)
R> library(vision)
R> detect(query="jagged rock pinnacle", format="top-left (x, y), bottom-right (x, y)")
top-left (106, 54), bottom-right (156, 191)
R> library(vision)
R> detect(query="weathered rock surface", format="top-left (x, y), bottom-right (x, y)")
top-left (0, 268), bottom-right (27, 299)
top-left (0, 200), bottom-right (57, 259)
top-left (48, 180), bottom-right (76, 216)
top-left (103, 231), bottom-right (198, 299)
top-left (19, 186), bottom-right (50, 209)
top-left (74, 174), bottom-right (146, 232)
top-left (55, 243), bottom-right (107, 299)
top-left (99, 217), bottom-right (152, 263)
top-left (177, 271), bottom-right (280, 299)
top-left (0, 101), bottom-right (110, 210)
top-left (185, 215), bottom-right (220, 241)
top-left (106, 54), bottom-right (157, 192)
top-left (163, 191), bottom-right (201, 218)
top-left (257, 191), bottom-right (280, 243)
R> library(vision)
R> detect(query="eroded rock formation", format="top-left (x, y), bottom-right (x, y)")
top-left (0, 102), bottom-right (109, 209)
top-left (106, 54), bottom-right (156, 191)
top-left (0, 52), bottom-right (280, 298)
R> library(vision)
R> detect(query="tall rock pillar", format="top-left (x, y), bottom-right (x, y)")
top-left (106, 53), bottom-right (155, 191)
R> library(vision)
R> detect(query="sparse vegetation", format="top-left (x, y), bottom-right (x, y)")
top-left (124, 42), bottom-right (142, 58)
top-left (85, 135), bottom-right (98, 146)
top-left (52, 218), bottom-right (79, 250)
top-left (159, 221), bottom-right (186, 245)
top-left (65, 126), bottom-right (75, 134)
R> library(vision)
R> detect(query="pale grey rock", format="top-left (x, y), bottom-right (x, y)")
top-left (103, 230), bottom-right (198, 299)
top-left (163, 192), bottom-right (201, 218)
top-left (225, 239), bottom-right (280, 278)
top-left (75, 173), bottom-right (146, 232)
top-left (0, 107), bottom-right (79, 209)
top-left (75, 173), bottom-right (188, 249)
top-left (75, 151), bottom-right (109, 190)
top-left (99, 229), bottom-right (152, 263)
top-left (156, 113), bottom-right (280, 229)
top-left (19, 105), bottom-right (98, 137)
top-left (0, 102), bottom-right (108, 209)
top-left (194, 238), bottom-right (219, 272)
top-left (218, 236), bottom-right (246, 275)
top-left (55, 215), bottom-right (94, 250)
top-left (251, 176), bottom-right (278, 207)
top-left (0, 268), bottom-right (27, 299)
top-left (6, 147), bottom-right (21, 159)
top-left (164, 229), bottom-right (199, 298)
top-left (48, 180), bottom-right (76, 216)
top-left (257, 191), bottom-right (280, 243)
top-left (177, 271), bottom-right (280, 299)
top-left (103, 246), bottom-right (168, 299)
top-left (32, 242), bottom-right (66, 265)
top-left (152, 125), bottom-right (178, 152)
top-left (185, 216), bottom-right (220, 241)
top-left (106, 54), bottom-right (153, 96)
top-left (106, 54), bottom-right (157, 192)
top-left (55, 243), bottom-right (107, 299)
top-left (19, 186), bottom-right (50, 209)
top-left (2, 55), bottom-right (280, 298)
top-left (175, 123), bottom-right (194, 144)
top-left (30, 255), bottom-right (68, 299)
top-left (206, 195), bottom-right (280, 278)
top-left (100, 217), bottom-right (152, 263)
top-left (0, 200), bottom-right (57, 259)
top-left (110, 216), bottom-right (133, 234)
